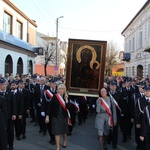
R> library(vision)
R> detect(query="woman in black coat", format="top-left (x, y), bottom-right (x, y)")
top-left (45, 83), bottom-right (70, 150)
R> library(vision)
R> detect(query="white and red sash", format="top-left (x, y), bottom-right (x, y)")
top-left (56, 94), bottom-right (72, 125)
top-left (109, 92), bottom-right (122, 113)
top-left (46, 90), bottom-right (53, 98)
top-left (70, 100), bottom-right (79, 111)
top-left (82, 96), bottom-right (87, 102)
top-left (44, 89), bottom-right (53, 102)
top-left (100, 97), bottom-right (113, 126)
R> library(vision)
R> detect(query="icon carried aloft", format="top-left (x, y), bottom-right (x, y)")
top-left (66, 39), bottom-right (107, 97)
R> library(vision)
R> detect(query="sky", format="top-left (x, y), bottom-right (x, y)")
top-left (11, 0), bottom-right (147, 50)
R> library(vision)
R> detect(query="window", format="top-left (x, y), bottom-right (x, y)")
top-left (148, 64), bottom-right (150, 77)
top-left (129, 67), bottom-right (131, 77)
top-left (126, 67), bottom-right (128, 76)
top-left (148, 21), bottom-right (150, 38)
top-left (129, 40), bottom-right (131, 52)
top-left (16, 20), bottom-right (23, 39)
top-left (132, 37), bottom-right (135, 51)
top-left (125, 42), bottom-right (128, 52)
top-left (3, 11), bottom-right (12, 34)
top-left (139, 30), bottom-right (143, 48)
top-left (132, 66), bottom-right (135, 77)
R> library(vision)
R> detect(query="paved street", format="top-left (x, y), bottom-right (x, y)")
top-left (14, 114), bottom-right (137, 150)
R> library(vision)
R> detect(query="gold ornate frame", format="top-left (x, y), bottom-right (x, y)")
top-left (66, 39), bottom-right (107, 97)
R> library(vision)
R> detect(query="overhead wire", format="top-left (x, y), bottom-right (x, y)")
top-left (36, 0), bottom-right (56, 23)
top-left (12, 0), bottom-right (122, 39)
top-left (39, 0), bottom-right (58, 21)
top-left (60, 26), bottom-right (122, 33)
top-left (31, 0), bottom-right (55, 29)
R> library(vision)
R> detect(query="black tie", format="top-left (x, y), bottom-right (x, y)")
top-left (40, 85), bottom-right (43, 95)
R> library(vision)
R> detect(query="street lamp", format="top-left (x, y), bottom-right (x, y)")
top-left (55, 16), bottom-right (64, 74)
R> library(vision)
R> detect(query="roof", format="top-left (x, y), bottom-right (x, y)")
top-left (121, 0), bottom-right (150, 35)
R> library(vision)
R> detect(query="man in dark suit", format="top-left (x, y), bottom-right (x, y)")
top-left (25, 78), bottom-right (35, 123)
top-left (134, 86), bottom-right (150, 150)
top-left (120, 79), bottom-right (133, 142)
top-left (140, 87), bottom-right (150, 150)
top-left (0, 79), bottom-right (8, 150)
top-left (17, 79), bottom-right (30, 139)
top-left (77, 96), bottom-right (88, 125)
top-left (131, 79), bottom-right (139, 94)
top-left (131, 82), bottom-right (145, 150)
top-left (34, 77), bottom-right (49, 135)
top-left (30, 75), bottom-right (39, 125)
top-left (42, 79), bottom-right (57, 144)
top-left (14, 80), bottom-right (24, 141)
top-left (0, 79), bottom-right (17, 150)
top-left (107, 81), bottom-right (121, 148)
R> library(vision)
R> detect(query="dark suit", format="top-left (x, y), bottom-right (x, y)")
top-left (25, 83), bottom-right (35, 122)
top-left (1, 90), bottom-right (16, 148)
top-left (135, 96), bottom-right (148, 150)
top-left (107, 90), bottom-right (121, 148)
top-left (34, 84), bottom-right (49, 133)
top-left (14, 89), bottom-right (24, 139)
top-left (0, 95), bottom-right (8, 150)
top-left (21, 88), bottom-right (30, 136)
top-left (31, 83), bottom-right (39, 124)
top-left (131, 92), bottom-right (143, 149)
top-left (131, 85), bottom-right (139, 94)
top-left (43, 88), bottom-right (56, 143)
top-left (120, 87), bottom-right (133, 141)
top-left (77, 96), bottom-right (88, 125)
top-left (141, 104), bottom-right (150, 150)
top-left (46, 94), bottom-right (70, 135)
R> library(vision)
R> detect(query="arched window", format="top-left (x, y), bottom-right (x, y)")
top-left (17, 57), bottom-right (23, 76)
top-left (28, 60), bottom-right (33, 75)
top-left (137, 65), bottom-right (143, 78)
top-left (5, 55), bottom-right (13, 75)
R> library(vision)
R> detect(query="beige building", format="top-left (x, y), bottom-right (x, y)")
top-left (121, 0), bottom-right (150, 79)
top-left (0, 0), bottom-right (37, 77)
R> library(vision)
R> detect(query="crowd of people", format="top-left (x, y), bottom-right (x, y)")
top-left (0, 73), bottom-right (150, 150)
top-left (0, 73), bottom-right (93, 150)
top-left (95, 75), bottom-right (150, 150)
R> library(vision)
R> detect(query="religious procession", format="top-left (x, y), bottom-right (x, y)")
top-left (0, 73), bottom-right (150, 150)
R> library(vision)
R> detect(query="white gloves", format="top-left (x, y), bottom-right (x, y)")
top-left (41, 112), bottom-right (45, 117)
top-left (92, 104), bottom-right (95, 108)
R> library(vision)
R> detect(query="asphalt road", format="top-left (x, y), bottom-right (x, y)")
top-left (14, 114), bottom-right (137, 150)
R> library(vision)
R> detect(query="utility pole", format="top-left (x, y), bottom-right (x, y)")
top-left (55, 16), bottom-right (64, 74)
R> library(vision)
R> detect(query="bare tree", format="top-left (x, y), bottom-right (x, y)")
top-left (37, 35), bottom-right (56, 76)
top-left (43, 41), bottom-right (56, 76)
top-left (105, 41), bottom-right (120, 76)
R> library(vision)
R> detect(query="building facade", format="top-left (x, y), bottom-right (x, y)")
top-left (35, 32), bottom-right (67, 76)
top-left (121, 0), bottom-right (150, 79)
top-left (0, 0), bottom-right (37, 77)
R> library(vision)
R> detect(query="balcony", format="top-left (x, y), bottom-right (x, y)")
top-left (122, 52), bottom-right (131, 61)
